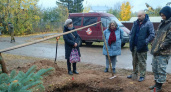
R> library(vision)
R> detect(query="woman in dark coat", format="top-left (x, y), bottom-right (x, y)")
top-left (63, 19), bottom-right (81, 75)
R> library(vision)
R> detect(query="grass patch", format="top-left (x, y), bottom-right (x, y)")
top-left (46, 36), bottom-right (64, 44)
top-left (92, 42), bottom-right (104, 46)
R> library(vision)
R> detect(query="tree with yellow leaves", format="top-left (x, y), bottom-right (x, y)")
top-left (83, 5), bottom-right (91, 13)
top-left (120, 2), bottom-right (132, 21)
top-left (0, 0), bottom-right (40, 35)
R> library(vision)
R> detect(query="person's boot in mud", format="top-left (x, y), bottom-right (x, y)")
top-left (73, 63), bottom-right (79, 74)
top-left (112, 68), bottom-right (116, 73)
top-left (149, 80), bottom-right (156, 90)
top-left (104, 68), bottom-right (108, 72)
top-left (153, 82), bottom-right (163, 92)
top-left (67, 59), bottom-right (73, 75)
top-left (68, 71), bottom-right (73, 75)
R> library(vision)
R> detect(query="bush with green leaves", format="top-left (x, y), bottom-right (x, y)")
top-left (0, 65), bottom-right (54, 92)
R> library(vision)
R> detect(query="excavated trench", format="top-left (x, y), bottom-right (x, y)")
top-left (51, 82), bottom-right (123, 92)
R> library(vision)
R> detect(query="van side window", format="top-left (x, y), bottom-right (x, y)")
top-left (101, 17), bottom-right (110, 27)
top-left (71, 17), bottom-right (82, 26)
top-left (83, 17), bottom-right (97, 26)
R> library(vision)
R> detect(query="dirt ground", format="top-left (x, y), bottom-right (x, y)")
top-left (1, 53), bottom-right (171, 92)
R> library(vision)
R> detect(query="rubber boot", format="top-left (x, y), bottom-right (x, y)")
top-left (153, 82), bottom-right (163, 92)
top-left (73, 70), bottom-right (79, 74)
top-left (104, 68), bottom-right (108, 72)
top-left (149, 80), bottom-right (156, 90)
top-left (112, 68), bottom-right (116, 73)
top-left (68, 71), bottom-right (73, 75)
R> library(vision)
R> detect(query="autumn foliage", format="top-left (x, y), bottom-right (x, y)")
top-left (120, 2), bottom-right (132, 21)
top-left (0, 0), bottom-right (69, 35)
top-left (83, 6), bottom-right (91, 13)
top-left (0, 0), bottom-right (41, 35)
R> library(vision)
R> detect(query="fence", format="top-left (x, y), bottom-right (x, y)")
top-left (122, 22), bottom-right (160, 31)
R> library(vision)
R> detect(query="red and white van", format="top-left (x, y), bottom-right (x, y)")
top-left (69, 12), bottom-right (130, 47)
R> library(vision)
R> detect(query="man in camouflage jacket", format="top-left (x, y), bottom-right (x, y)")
top-left (8, 22), bottom-right (15, 43)
top-left (150, 6), bottom-right (171, 91)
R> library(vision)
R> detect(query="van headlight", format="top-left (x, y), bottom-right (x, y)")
top-left (123, 31), bottom-right (128, 36)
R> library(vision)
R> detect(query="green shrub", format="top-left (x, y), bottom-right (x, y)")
top-left (0, 65), bottom-right (54, 92)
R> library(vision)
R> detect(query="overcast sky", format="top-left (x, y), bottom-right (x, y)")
top-left (37, 0), bottom-right (170, 12)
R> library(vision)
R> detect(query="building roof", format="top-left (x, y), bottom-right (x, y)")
top-left (90, 6), bottom-right (110, 13)
top-left (129, 17), bottom-right (162, 22)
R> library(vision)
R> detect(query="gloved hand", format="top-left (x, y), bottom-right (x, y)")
top-left (160, 43), bottom-right (166, 50)
top-left (56, 36), bottom-right (60, 41)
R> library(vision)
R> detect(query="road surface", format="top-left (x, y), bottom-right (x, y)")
top-left (0, 33), bottom-right (170, 73)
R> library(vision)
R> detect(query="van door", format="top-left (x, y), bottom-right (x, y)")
top-left (97, 17), bottom-right (110, 40)
top-left (82, 17), bottom-right (98, 41)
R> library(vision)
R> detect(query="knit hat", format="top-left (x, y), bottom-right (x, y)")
top-left (64, 19), bottom-right (72, 26)
top-left (8, 22), bottom-right (12, 24)
top-left (159, 6), bottom-right (171, 20)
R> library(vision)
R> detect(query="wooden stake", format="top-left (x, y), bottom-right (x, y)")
top-left (100, 23), bottom-right (114, 76)
top-left (0, 53), bottom-right (8, 73)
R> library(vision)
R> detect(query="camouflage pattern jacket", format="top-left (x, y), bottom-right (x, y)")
top-left (8, 24), bottom-right (14, 33)
top-left (151, 17), bottom-right (171, 56)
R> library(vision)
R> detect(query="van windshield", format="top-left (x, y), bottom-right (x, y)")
top-left (110, 17), bottom-right (124, 27)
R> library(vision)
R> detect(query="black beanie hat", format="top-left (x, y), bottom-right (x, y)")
top-left (8, 22), bottom-right (12, 24)
top-left (159, 6), bottom-right (171, 20)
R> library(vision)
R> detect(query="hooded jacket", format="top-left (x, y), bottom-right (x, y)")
top-left (151, 6), bottom-right (171, 56)
top-left (129, 14), bottom-right (155, 52)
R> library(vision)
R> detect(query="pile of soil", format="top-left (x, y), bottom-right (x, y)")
top-left (12, 60), bottom-right (171, 92)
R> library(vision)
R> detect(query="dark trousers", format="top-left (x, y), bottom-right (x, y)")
top-left (67, 59), bottom-right (76, 71)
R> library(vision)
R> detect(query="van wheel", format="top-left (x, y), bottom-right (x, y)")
top-left (85, 42), bottom-right (93, 46)
top-left (121, 43), bottom-right (125, 47)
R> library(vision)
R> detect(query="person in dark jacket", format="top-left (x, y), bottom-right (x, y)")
top-left (149, 6), bottom-right (171, 91)
top-left (8, 22), bottom-right (15, 43)
top-left (63, 19), bottom-right (81, 75)
top-left (127, 10), bottom-right (155, 82)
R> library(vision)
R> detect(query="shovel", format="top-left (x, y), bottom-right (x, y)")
top-left (54, 37), bottom-right (60, 64)
top-left (100, 23), bottom-right (116, 79)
